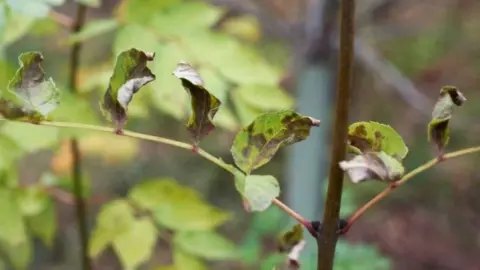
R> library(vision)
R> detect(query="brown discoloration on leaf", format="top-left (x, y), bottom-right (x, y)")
top-left (173, 62), bottom-right (221, 145)
top-left (231, 110), bottom-right (319, 173)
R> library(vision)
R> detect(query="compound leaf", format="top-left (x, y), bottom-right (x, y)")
top-left (173, 62), bottom-right (221, 145)
top-left (231, 110), bottom-right (320, 173)
top-left (100, 48), bottom-right (155, 133)
top-left (348, 121), bottom-right (408, 160)
top-left (427, 86), bottom-right (466, 153)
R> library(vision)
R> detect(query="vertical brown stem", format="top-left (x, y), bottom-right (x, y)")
top-left (317, 0), bottom-right (355, 269)
top-left (68, 3), bottom-right (91, 270)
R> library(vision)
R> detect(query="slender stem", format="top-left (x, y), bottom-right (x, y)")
top-left (317, 0), bottom-right (355, 269)
top-left (38, 121), bottom-right (308, 229)
top-left (68, 3), bottom-right (91, 270)
top-left (344, 145), bottom-right (480, 232)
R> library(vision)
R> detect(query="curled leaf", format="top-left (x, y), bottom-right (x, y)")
top-left (173, 61), bottom-right (221, 145)
top-left (101, 48), bottom-right (155, 133)
top-left (231, 110), bottom-right (320, 174)
top-left (278, 224), bottom-right (305, 269)
top-left (347, 121), bottom-right (408, 160)
top-left (1, 52), bottom-right (60, 122)
top-left (428, 86), bottom-right (466, 153)
top-left (339, 151), bottom-right (404, 183)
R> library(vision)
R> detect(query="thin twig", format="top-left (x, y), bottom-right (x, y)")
top-left (7, 119), bottom-right (310, 232)
top-left (344, 146), bottom-right (480, 232)
top-left (68, 3), bottom-right (91, 270)
top-left (317, 0), bottom-right (355, 269)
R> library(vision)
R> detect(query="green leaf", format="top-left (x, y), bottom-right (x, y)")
top-left (15, 185), bottom-right (49, 216)
top-left (428, 86), bottom-right (466, 153)
top-left (149, 43), bottom-right (189, 119)
top-left (76, 0), bottom-right (100, 8)
top-left (339, 151), bottom-right (405, 183)
top-left (260, 253), bottom-right (285, 270)
top-left (0, 188), bottom-right (27, 245)
top-left (6, 0), bottom-right (64, 18)
top-left (0, 239), bottom-right (32, 270)
top-left (174, 249), bottom-right (207, 270)
top-left (129, 179), bottom-right (230, 231)
top-left (0, 134), bottom-right (23, 171)
top-left (0, 121), bottom-right (58, 152)
top-left (234, 84), bottom-right (294, 111)
top-left (26, 200), bottom-right (56, 247)
top-left (231, 110), bottom-right (320, 173)
top-left (3, 52), bottom-right (59, 121)
top-left (348, 121), bottom-right (409, 160)
top-left (174, 231), bottom-right (237, 260)
top-left (100, 48), bottom-right (156, 132)
top-left (117, 0), bottom-right (180, 25)
top-left (147, 2), bottom-right (223, 38)
top-left (235, 174), bottom-right (280, 212)
top-left (173, 62), bottom-right (221, 145)
top-left (113, 217), bottom-right (158, 270)
top-left (67, 19), bottom-right (118, 44)
top-left (113, 24), bottom-right (161, 58)
top-left (1, 8), bottom-right (36, 46)
top-left (89, 200), bottom-right (135, 257)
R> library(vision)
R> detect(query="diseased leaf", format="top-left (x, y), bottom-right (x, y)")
top-left (0, 188), bottom-right (27, 245)
top-left (231, 110), bottom-right (320, 173)
top-left (2, 52), bottom-right (59, 121)
top-left (100, 48), bottom-right (155, 133)
top-left (348, 121), bottom-right (408, 160)
top-left (277, 224), bottom-right (305, 270)
top-left (339, 151), bottom-right (405, 184)
top-left (26, 200), bottom-right (56, 247)
top-left (67, 19), bottom-right (118, 44)
top-left (235, 174), bottom-right (280, 212)
top-left (173, 61), bottom-right (221, 145)
top-left (428, 86), bottom-right (466, 153)
top-left (89, 200), bottom-right (135, 257)
top-left (113, 217), bottom-right (158, 270)
top-left (174, 231), bottom-right (237, 260)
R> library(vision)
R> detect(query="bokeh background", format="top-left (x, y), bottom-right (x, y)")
top-left (0, 0), bottom-right (479, 269)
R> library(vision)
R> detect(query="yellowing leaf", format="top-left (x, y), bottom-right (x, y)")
top-left (235, 174), bottom-right (280, 212)
top-left (339, 151), bottom-right (405, 183)
top-left (231, 110), bottom-right (320, 173)
top-left (0, 188), bottom-right (27, 245)
top-left (100, 48), bottom-right (156, 133)
top-left (173, 62), bottom-right (221, 145)
top-left (348, 121), bottom-right (408, 160)
top-left (2, 52), bottom-right (59, 121)
top-left (174, 231), bottom-right (237, 260)
top-left (427, 86), bottom-right (466, 153)
top-left (113, 217), bottom-right (158, 270)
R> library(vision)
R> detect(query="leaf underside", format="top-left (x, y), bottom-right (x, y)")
top-left (101, 48), bottom-right (155, 132)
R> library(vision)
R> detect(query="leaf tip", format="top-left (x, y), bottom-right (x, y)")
top-left (307, 116), bottom-right (321, 127)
